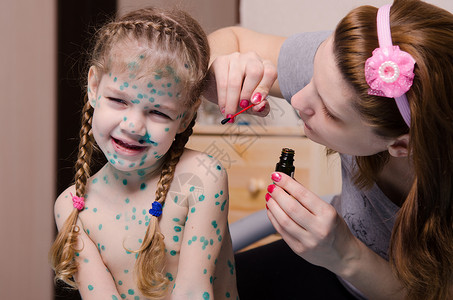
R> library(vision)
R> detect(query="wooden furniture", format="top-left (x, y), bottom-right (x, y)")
top-left (186, 123), bottom-right (342, 225)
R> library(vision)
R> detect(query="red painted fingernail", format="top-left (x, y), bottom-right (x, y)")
top-left (271, 172), bottom-right (281, 182)
top-left (266, 203), bottom-right (269, 210)
top-left (251, 92), bottom-right (262, 104)
top-left (257, 105), bottom-right (265, 112)
top-left (265, 193), bottom-right (271, 202)
top-left (226, 114), bottom-right (234, 123)
top-left (267, 184), bottom-right (275, 193)
top-left (221, 108), bottom-right (225, 115)
top-left (239, 99), bottom-right (249, 108)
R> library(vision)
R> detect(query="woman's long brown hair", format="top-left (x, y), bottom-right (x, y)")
top-left (49, 7), bottom-right (210, 298)
top-left (334, 0), bottom-right (453, 298)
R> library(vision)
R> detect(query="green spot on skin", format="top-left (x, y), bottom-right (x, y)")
top-left (220, 190), bottom-right (224, 195)
top-left (174, 226), bottom-right (181, 232)
top-left (114, 77), bottom-right (117, 82)
top-left (121, 294), bottom-right (126, 299)
top-left (166, 272), bottom-right (174, 281)
top-left (99, 224), bottom-right (102, 230)
top-left (92, 178), bottom-right (98, 184)
top-left (118, 280), bottom-right (123, 285)
top-left (191, 207), bottom-right (196, 213)
top-left (140, 183), bottom-right (146, 190)
top-left (124, 269), bottom-right (129, 274)
top-left (199, 194), bottom-right (205, 201)
top-left (215, 193), bottom-right (219, 199)
top-left (211, 221), bottom-right (218, 228)
top-left (93, 208), bottom-right (97, 212)
top-left (173, 218), bottom-right (180, 222)
top-left (123, 82), bottom-right (129, 87)
top-left (125, 198), bottom-right (130, 204)
top-left (221, 200), bottom-right (227, 211)
top-left (173, 236), bottom-right (179, 242)
top-left (174, 196), bottom-right (178, 203)
top-left (123, 179), bottom-right (127, 185)
top-left (226, 292), bottom-right (231, 298)
top-left (147, 82), bottom-right (153, 88)
top-left (170, 250), bottom-right (177, 256)
top-left (128, 289), bottom-right (135, 295)
top-left (203, 291), bottom-right (210, 299)
top-left (216, 165), bottom-right (222, 170)
top-left (88, 285), bottom-right (94, 291)
top-left (190, 186), bottom-right (195, 192)
top-left (116, 214), bottom-right (121, 220)
top-left (112, 296), bottom-right (119, 300)
top-left (84, 258), bottom-right (89, 263)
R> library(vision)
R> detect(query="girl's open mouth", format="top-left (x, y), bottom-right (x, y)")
top-left (112, 137), bottom-right (147, 155)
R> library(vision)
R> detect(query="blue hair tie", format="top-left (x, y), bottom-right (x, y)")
top-left (149, 201), bottom-right (163, 217)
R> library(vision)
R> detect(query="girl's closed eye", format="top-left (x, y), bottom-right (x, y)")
top-left (107, 97), bottom-right (127, 105)
top-left (150, 109), bottom-right (171, 120)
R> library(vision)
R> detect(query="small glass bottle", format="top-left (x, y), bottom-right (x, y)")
top-left (275, 148), bottom-right (295, 178)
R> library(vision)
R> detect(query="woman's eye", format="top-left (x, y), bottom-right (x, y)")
top-left (322, 106), bottom-right (336, 120)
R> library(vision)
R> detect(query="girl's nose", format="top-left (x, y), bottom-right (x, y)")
top-left (119, 111), bottom-right (146, 136)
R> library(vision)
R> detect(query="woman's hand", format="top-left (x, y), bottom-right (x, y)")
top-left (265, 172), bottom-right (361, 276)
top-left (204, 51), bottom-right (277, 119)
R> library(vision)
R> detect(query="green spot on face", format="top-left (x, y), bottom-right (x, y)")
top-left (84, 258), bottom-right (89, 263)
top-left (123, 82), bottom-right (129, 87)
top-left (118, 280), bottom-right (123, 285)
top-left (88, 285), bottom-right (94, 291)
top-left (140, 183), bottom-right (146, 190)
top-left (113, 77), bottom-right (117, 82)
top-left (122, 179), bottom-right (127, 185)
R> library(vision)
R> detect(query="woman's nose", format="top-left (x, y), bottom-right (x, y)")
top-left (291, 85), bottom-right (315, 117)
top-left (120, 111), bottom-right (146, 136)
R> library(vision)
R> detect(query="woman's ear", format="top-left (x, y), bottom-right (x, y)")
top-left (87, 66), bottom-right (99, 108)
top-left (387, 134), bottom-right (410, 157)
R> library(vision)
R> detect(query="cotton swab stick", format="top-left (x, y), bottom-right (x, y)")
top-left (220, 103), bottom-right (255, 125)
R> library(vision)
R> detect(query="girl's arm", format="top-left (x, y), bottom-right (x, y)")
top-left (54, 190), bottom-right (121, 300)
top-left (170, 153), bottom-right (234, 299)
top-left (206, 26), bottom-right (284, 117)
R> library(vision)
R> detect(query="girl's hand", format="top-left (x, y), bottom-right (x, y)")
top-left (265, 172), bottom-right (361, 276)
top-left (204, 51), bottom-right (277, 119)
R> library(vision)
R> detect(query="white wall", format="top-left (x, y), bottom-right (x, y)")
top-left (241, 0), bottom-right (453, 36)
top-left (118, 0), bottom-right (238, 34)
top-left (0, 0), bottom-right (56, 298)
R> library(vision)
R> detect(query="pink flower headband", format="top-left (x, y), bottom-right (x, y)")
top-left (365, 4), bottom-right (415, 127)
